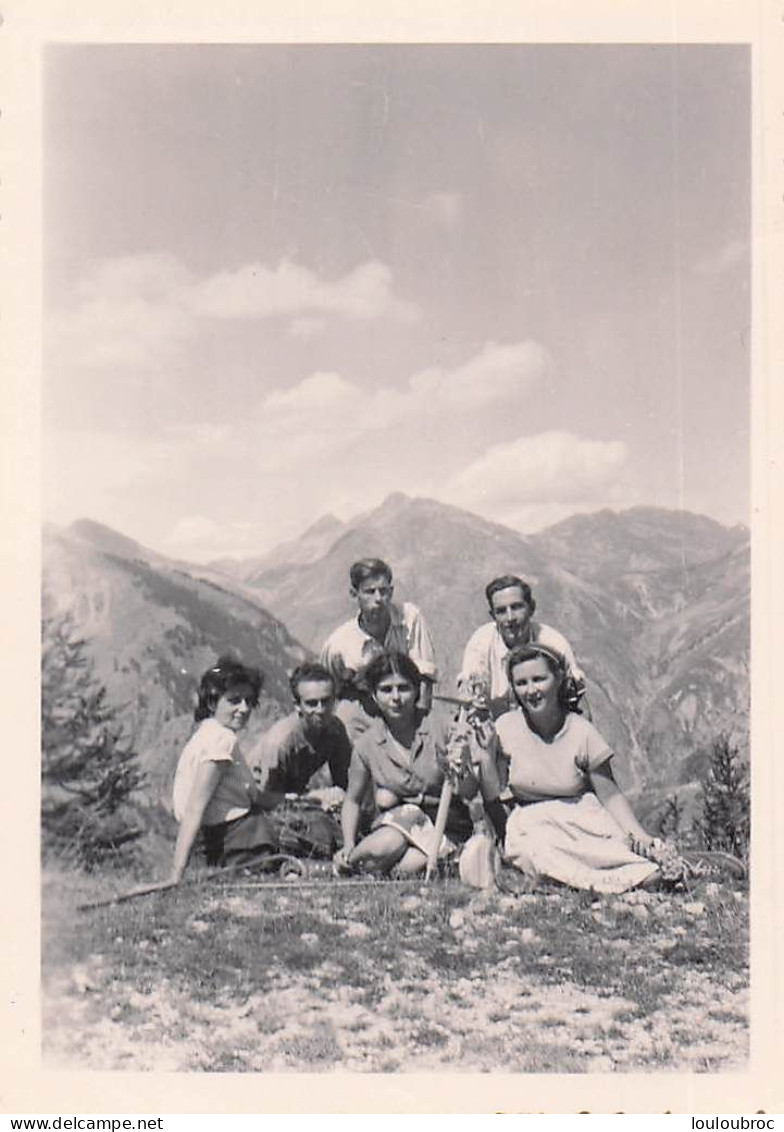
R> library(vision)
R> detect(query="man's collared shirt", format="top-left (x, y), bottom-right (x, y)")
top-left (320, 600), bottom-right (437, 694)
top-left (458, 619), bottom-right (585, 719)
top-left (247, 711), bottom-right (352, 793)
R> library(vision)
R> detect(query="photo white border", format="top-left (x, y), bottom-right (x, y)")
top-left (2, 0), bottom-right (781, 1115)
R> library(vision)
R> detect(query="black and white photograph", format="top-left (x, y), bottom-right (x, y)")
top-left (4, 0), bottom-right (782, 1118)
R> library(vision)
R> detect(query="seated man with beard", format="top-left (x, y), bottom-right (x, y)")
top-left (246, 662), bottom-right (353, 859)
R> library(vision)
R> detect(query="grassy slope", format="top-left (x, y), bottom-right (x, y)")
top-left (43, 867), bottom-right (748, 1074)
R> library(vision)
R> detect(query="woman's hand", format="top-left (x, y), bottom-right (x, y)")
top-left (464, 673), bottom-right (490, 714)
top-left (630, 836), bottom-right (688, 884)
top-left (467, 713), bottom-right (496, 751)
top-left (306, 785), bottom-right (346, 812)
top-left (332, 846), bottom-right (355, 876)
top-left (628, 833), bottom-right (658, 857)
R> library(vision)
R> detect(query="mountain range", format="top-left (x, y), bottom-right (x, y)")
top-left (42, 495), bottom-right (749, 827)
top-left (213, 493), bottom-right (750, 808)
top-left (42, 520), bottom-right (309, 804)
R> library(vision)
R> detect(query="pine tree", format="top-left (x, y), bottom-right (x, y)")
top-left (694, 734), bottom-right (750, 861)
top-left (41, 607), bottom-right (146, 870)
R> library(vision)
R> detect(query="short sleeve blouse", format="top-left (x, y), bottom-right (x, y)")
top-left (172, 717), bottom-right (258, 826)
top-left (495, 709), bottom-right (612, 803)
top-left (351, 714), bottom-right (450, 800)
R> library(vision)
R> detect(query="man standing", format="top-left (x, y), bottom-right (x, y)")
top-left (458, 574), bottom-right (588, 720)
top-left (320, 557), bottom-right (437, 739)
top-left (246, 662), bottom-right (353, 857)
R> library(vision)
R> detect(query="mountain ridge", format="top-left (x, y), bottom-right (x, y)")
top-left (218, 494), bottom-right (749, 803)
top-left (49, 496), bottom-right (749, 826)
top-left (43, 524), bottom-right (311, 805)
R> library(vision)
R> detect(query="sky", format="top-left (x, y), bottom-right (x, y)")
top-left (43, 44), bottom-right (751, 562)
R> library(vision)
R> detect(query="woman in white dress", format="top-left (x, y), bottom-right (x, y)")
top-left (495, 644), bottom-right (666, 894)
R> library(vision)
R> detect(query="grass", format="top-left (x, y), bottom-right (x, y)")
top-left (41, 864), bottom-right (749, 1074)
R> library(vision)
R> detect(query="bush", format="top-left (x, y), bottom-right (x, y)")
top-left (41, 606), bottom-right (146, 870)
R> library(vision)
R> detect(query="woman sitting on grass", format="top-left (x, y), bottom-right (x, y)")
top-left (334, 652), bottom-right (502, 877)
top-left (492, 644), bottom-right (673, 894)
top-left (158, 656), bottom-right (277, 888)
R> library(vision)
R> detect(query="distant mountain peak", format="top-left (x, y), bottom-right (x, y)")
top-left (542, 505), bottom-right (742, 534)
top-left (359, 492), bottom-right (535, 547)
top-left (299, 513), bottom-right (344, 538)
top-left (236, 512), bottom-right (347, 584)
top-left (375, 491), bottom-right (413, 513)
top-left (533, 504), bottom-right (747, 579)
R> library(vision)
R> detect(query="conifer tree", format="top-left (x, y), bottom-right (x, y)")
top-left (41, 606), bottom-right (145, 869)
top-left (695, 734), bottom-right (750, 861)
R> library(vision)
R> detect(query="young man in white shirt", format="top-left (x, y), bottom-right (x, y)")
top-left (458, 574), bottom-right (589, 720)
top-left (320, 557), bottom-right (437, 739)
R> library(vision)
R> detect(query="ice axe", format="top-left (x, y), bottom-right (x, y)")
top-left (424, 716), bottom-right (479, 883)
top-left (424, 777), bottom-right (454, 883)
top-left (433, 693), bottom-right (474, 709)
top-left (426, 677), bottom-right (493, 884)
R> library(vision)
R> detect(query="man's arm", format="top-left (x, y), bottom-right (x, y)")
top-left (325, 726), bottom-right (352, 791)
top-left (319, 627), bottom-right (357, 697)
top-left (404, 604), bottom-right (437, 683)
top-left (577, 693), bottom-right (593, 722)
top-left (456, 624), bottom-right (490, 691)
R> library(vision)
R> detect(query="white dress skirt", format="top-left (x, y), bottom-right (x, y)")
top-left (504, 793), bottom-right (658, 894)
top-left (374, 803), bottom-right (457, 859)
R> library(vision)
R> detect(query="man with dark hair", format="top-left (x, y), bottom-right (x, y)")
top-left (244, 662), bottom-right (353, 857)
top-left (320, 557), bottom-right (437, 738)
top-left (458, 574), bottom-right (588, 720)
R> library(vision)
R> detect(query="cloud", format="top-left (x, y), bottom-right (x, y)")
top-left (246, 340), bottom-right (551, 473)
top-left (264, 371), bottom-right (356, 414)
top-left (44, 337), bottom-right (559, 561)
top-left (264, 340), bottom-right (547, 424)
top-left (410, 341), bottom-right (550, 410)
top-left (438, 430), bottom-right (630, 530)
top-left (288, 316), bottom-right (327, 339)
top-left (48, 253), bottom-right (418, 374)
top-left (47, 253), bottom-right (195, 371)
top-left (43, 426), bottom-right (185, 529)
top-left (423, 191), bottom-right (464, 228)
top-left (191, 258), bottom-right (418, 322)
top-left (163, 422), bottom-right (231, 446)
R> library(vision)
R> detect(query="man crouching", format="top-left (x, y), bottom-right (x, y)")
top-left (246, 663), bottom-right (353, 859)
